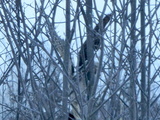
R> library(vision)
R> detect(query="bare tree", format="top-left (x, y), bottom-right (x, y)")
top-left (0, 0), bottom-right (160, 120)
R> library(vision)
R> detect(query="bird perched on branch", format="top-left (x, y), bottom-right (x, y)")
top-left (78, 14), bottom-right (112, 68)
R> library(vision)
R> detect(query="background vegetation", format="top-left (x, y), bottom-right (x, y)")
top-left (0, 0), bottom-right (160, 120)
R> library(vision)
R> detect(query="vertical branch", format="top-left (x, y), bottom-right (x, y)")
top-left (110, 1), bottom-right (118, 120)
top-left (140, 0), bottom-right (146, 119)
top-left (147, 0), bottom-right (152, 119)
top-left (16, 0), bottom-right (21, 119)
top-left (86, 0), bottom-right (94, 100)
top-left (62, 0), bottom-right (70, 119)
top-left (85, 0), bottom-right (95, 119)
top-left (130, 0), bottom-right (137, 120)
